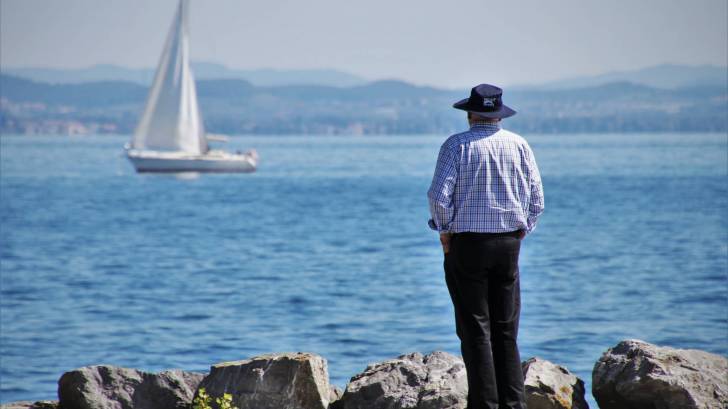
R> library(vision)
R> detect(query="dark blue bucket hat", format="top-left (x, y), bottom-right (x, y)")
top-left (453, 84), bottom-right (516, 119)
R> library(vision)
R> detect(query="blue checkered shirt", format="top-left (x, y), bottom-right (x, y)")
top-left (427, 122), bottom-right (544, 234)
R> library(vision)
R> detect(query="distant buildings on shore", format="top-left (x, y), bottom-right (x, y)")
top-left (1, 71), bottom-right (726, 136)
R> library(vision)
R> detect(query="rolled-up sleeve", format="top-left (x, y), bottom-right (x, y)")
top-left (427, 143), bottom-right (458, 233)
top-left (525, 146), bottom-right (544, 233)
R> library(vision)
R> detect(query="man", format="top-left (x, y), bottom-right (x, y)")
top-left (427, 84), bottom-right (544, 409)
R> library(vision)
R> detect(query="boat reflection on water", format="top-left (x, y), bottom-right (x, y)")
top-left (173, 172), bottom-right (200, 180)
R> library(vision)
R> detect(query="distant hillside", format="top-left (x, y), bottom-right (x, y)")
top-left (1, 63), bottom-right (368, 87)
top-left (524, 64), bottom-right (727, 90)
top-left (1, 74), bottom-right (725, 135)
top-left (5, 62), bottom-right (726, 91)
top-left (2, 64), bottom-right (154, 86)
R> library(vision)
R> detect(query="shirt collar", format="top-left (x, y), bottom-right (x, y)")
top-left (470, 121), bottom-right (502, 132)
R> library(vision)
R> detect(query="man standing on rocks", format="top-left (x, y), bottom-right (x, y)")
top-left (427, 84), bottom-right (544, 409)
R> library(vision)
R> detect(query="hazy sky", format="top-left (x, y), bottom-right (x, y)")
top-left (1, 0), bottom-right (726, 88)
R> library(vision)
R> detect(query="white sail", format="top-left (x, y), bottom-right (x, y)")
top-left (132, 0), bottom-right (208, 155)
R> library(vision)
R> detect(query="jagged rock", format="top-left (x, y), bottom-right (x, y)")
top-left (522, 357), bottom-right (589, 409)
top-left (592, 339), bottom-right (728, 409)
top-left (332, 351), bottom-right (468, 409)
top-left (0, 402), bottom-right (58, 409)
top-left (57, 365), bottom-right (204, 409)
top-left (196, 352), bottom-right (331, 409)
top-left (329, 385), bottom-right (344, 404)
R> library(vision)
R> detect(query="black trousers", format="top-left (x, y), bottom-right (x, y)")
top-left (444, 231), bottom-right (525, 409)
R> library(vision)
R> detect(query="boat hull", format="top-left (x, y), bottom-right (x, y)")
top-left (126, 149), bottom-right (257, 173)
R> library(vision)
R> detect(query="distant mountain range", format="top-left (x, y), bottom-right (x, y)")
top-left (1, 65), bottom-right (726, 135)
top-left (518, 64), bottom-right (727, 90)
top-left (1, 63), bottom-right (368, 88)
top-left (3, 62), bottom-right (725, 90)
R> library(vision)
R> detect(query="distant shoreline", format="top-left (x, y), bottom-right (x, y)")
top-left (1, 72), bottom-right (726, 136)
top-left (1, 131), bottom-right (727, 139)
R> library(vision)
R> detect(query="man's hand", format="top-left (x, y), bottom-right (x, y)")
top-left (440, 233), bottom-right (453, 254)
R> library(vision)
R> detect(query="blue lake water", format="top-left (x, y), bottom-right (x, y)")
top-left (1, 133), bottom-right (727, 408)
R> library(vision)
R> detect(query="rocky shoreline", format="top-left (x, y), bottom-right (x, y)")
top-left (3, 339), bottom-right (726, 409)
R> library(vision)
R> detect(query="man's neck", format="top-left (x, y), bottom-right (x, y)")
top-left (469, 120), bottom-right (501, 129)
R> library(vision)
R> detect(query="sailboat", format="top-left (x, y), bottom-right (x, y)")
top-left (125, 0), bottom-right (257, 173)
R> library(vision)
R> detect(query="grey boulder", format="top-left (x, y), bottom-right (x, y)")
top-left (592, 339), bottom-right (728, 409)
top-left (57, 365), bottom-right (204, 409)
top-left (196, 352), bottom-right (331, 409)
top-left (332, 351), bottom-right (467, 409)
top-left (522, 357), bottom-right (589, 409)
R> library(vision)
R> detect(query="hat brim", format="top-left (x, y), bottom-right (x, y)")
top-left (453, 98), bottom-right (517, 119)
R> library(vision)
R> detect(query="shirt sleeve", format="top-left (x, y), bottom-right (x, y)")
top-left (427, 142), bottom-right (458, 233)
top-left (525, 145), bottom-right (544, 233)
